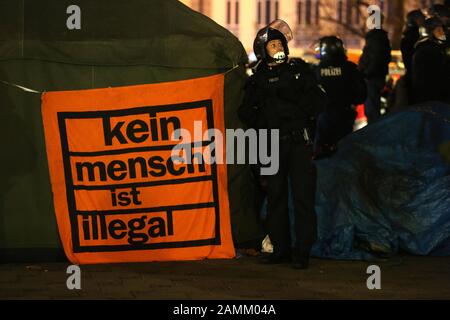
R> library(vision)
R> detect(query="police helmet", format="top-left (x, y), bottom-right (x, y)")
top-left (424, 16), bottom-right (445, 36)
top-left (253, 19), bottom-right (292, 61)
top-left (317, 36), bottom-right (346, 61)
top-left (406, 9), bottom-right (425, 27)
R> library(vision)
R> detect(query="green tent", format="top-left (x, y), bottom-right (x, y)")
top-left (0, 0), bottom-right (264, 261)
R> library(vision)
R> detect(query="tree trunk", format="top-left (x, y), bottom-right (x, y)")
top-left (386, 0), bottom-right (405, 50)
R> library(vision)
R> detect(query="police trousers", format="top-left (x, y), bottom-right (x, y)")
top-left (264, 139), bottom-right (317, 260)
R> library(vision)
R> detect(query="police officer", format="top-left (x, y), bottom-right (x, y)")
top-left (358, 16), bottom-right (392, 124)
top-left (401, 10), bottom-right (426, 75)
top-left (238, 20), bottom-right (327, 269)
top-left (411, 17), bottom-right (450, 104)
top-left (428, 4), bottom-right (450, 46)
top-left (314, 36), bottom-right (367, 157)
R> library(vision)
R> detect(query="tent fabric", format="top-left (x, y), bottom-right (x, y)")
top-left (311, 102), bottom-right (450, 260)
top-left (0, 0), bottom-right (245, 68)
top-left (0, 0), bottom-right (264, 258)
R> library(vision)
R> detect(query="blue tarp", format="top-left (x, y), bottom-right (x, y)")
top-left (261, 102), bottom-right (450, 260)
top-left (312, 102), bottom-right (450, 260)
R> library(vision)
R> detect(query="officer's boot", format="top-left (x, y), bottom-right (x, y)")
top-left (291, 247), bottom-right (311, 270)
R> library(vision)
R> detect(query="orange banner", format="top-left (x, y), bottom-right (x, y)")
top-left (41, 74), bottom-right (235, 264)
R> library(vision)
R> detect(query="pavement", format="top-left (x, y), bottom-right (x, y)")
top-left (1, 254), bottom-right (450, 300)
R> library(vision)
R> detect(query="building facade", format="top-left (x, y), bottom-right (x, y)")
top-left (180, 0), bottom-right (444, 55)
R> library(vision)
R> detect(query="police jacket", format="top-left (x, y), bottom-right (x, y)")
top-left (358, 29), bottom-right (392, 79)
top-left (316, 58), bottom-right (367, 113)
top-left (401, 26), bottom-right (421, 74)
top-left (238, 58), bottom-right (326, 135)
top-left (412, 37), bottom-right (450, 104)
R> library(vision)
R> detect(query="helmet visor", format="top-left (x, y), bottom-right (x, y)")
top-left (268, 19), bottom-right (294, 43)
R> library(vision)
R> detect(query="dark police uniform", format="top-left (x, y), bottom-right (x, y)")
top-left (238, 58), bottom-right (326, 267)
top-left (358, 29), bottom-right (391, 123)
top-left (315, 58), bottom-right (367, 152)
top-left (412, 36), bottom-right (450, 104)
top-left (401, 10), bottom-right (426, 76)
top-left (411, 16), bottom-right (450, 105)
top-left (401, 25), bottom-right (422, 75)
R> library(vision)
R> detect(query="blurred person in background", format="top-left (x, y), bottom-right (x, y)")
top-left (401, 10), bottom-right (426, 76)
top-left (388, 9), bottom-right (426, 111)
top-left (314, 36), bottom-right (367, 158)
top-left (359, 14), bottom-right (392, 124)
top-left (411, 16), bottom-right (450, 104)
